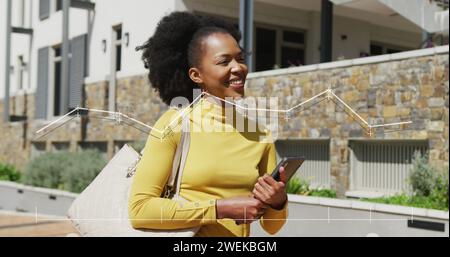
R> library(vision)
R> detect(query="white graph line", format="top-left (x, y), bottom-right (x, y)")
top-left (330, 90), bottom-right (370, 127)
top-left (35, 89), bottom-right (412, 139)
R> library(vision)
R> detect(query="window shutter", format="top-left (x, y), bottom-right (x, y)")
top-left (39, 0), bottom-right (50, 20)
top-left (36, 47), bottom-right (49, 119)
top-left (69, 34), bottom-right (87, 109)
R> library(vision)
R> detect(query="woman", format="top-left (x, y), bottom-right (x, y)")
top-left (128, 11), bottom-right (288, 237)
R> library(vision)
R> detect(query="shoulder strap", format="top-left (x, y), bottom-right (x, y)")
top-left (166, 110), bottom-right (190, 198)
top-left (174, 115), bottom-right (190, 197)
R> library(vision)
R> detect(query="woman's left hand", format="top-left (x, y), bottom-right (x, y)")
top-left (252, 166), bottom-right (288, 210)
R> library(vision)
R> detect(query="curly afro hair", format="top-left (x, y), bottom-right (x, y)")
top-left (136, 12), bottom-right (241, 105)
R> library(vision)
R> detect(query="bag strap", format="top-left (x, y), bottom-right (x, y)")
top-left (165, 110), bottom-right (190, 198)
top-left (174, 114), bottom-right (190, 198)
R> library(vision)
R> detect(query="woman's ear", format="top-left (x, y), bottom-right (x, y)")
top-left (188, 67), bottom-right (203, 85)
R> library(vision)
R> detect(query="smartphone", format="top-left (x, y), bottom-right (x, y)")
top-left (271, 156), bottom-right (306, 182)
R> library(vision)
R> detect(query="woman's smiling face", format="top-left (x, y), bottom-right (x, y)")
top-left (189, 32), bottom-right (248, 100)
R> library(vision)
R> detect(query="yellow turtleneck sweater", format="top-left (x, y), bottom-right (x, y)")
top-left (128, 97), bottom-right (287, 237)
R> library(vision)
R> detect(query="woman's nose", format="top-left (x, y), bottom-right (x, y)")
top-left (230, 59), bottom-right (244, 72)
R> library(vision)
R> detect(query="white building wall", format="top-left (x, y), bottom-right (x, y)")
top-left (0, 0), bottom-right (175, 99)
top-left (176, 0), bottom-right (420, 64)
top-left (333, 16), bottom-right (372, 61)
top-left (85, 0), bottom-right (176, 84)
top-left (1, 0), bottom-right (423, 100)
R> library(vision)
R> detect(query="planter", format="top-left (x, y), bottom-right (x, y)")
top-left (251, 194), bottom-right (449, 237)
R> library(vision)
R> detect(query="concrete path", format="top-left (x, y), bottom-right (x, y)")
top-left (0, 211), bottom-right (79, 237)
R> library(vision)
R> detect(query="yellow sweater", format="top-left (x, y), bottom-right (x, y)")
top-left (128, 97), bottom-right (287, 237)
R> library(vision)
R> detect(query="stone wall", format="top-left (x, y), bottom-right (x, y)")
top-left (0, 75), bottom-right (168, 171)
top-left (246, 51), bottom-right (448, 196)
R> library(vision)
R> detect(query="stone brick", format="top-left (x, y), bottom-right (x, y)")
top-left (368, 108), bottom-right (378, 117)
top-left (413, 108), bottom-right (431, 119)
top-left (320, 128), bottom-right (331, 137)
top-left (434, 66), bottom-right (444, 81)
top-left (426, 121), bottom-right (445, 132)
top-left (382, 106), bottom-right (397, 118)
top-left (430, 108), bottom-right (444, 121)
top-left (309, 128), bottom-right (320, 138)
top-left (434, 86), bottom-right (447, 97)
top-left (382, 91), bottom-right (395, 105)
top-left (429, 139), bottom-right (445, 149)
top-left (410, 120), bottom-right (426, 130)
top-left (367, 89), bottom-right (377, 108)
top-left (356, 80), bottom-right (370, 91)
top-left (349, 129), bottom-right (363, 137)
top-left (401, 91), bottom-right (412, 102)
top-left (415, 98), bottom-right (428, 109)
top-left (340, 147), bottom-right (349, 163)
top-left (420, 73), bottom-right (431, 84)
top-left (428, 97), bottom-right (445, 108)
top-left (420, 85), bottom-right (434, 97)
top-left (398, 108), bottom-right (411, 117)
top-left (429, 149), bottom-right (441, 160)
top-left (341, 91), bottom-right (360, 103)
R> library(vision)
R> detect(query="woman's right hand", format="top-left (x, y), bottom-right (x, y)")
top-left (216, 196), bottom-right (268, 225)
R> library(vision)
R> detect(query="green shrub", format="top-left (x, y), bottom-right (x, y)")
top-left (22, 149), bottom-right (106, 193)
top-left (362, 193), bottom-right (448, 211)
top-left (286, 177), bottom-right (310, 194)
top-left (62, 150), bottom-right (107, 193)
top-left (363, 152), bottom-right (449, 211)
top-left (409, 152), bottom-right (438, 197)
top-left (0, 163), bottom-right (21, 182)
top-left (428, 172), bottom-right (449, 210)
top-left (310, 189), bottom-right (337, 198)
top-left (287, 177), bottom-right (337, 198)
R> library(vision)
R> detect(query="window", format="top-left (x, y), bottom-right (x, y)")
top-left (16, 56), bottom-right (26, 91)
top-left (114, 140), bottom-right (131, 153)
top-left (52, 45), bottom-right (62, 116)
top-left (254, 25), bottom-right (306, 71)
top-left (17, 0), bottom-right (25, 26)
top-left (52, 142), bottom-right (70, 152)
top-left (370, 44), bottom-right (383, 56)
top-left (78, 141), bottom-right (108, 158)
top-left (113, 25), bottom-right (122, 71)
top-left (55, 0), bottom-right (62, 11)
top-left (39, 0), bottom-right (50, 20)
top-left (281, 46), bottom-right (304, 68)
top-left (370, 42), bottom-right (410, 56)
top-left (255, 28), bottom-right (276, 71)
top-left (349, 140), bottom-right (428, 193)
top-left (275, 139), bottom-right (330, 188)
top-left (280, 30), bottom-right (305, 68)
top-left (31, 142), bottom-right (47, 159)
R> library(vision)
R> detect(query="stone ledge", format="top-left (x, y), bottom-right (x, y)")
top-left (345, 190), bottom-right (390, 199)
top-left (287, 193), bottom-right (449, 220)
top-left (0, 181), bottom-right (79, 198)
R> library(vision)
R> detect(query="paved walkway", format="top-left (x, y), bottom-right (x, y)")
top-left (0, 211), bottom-right (79, 237)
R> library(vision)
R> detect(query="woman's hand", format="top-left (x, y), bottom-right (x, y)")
top-left (216, 196), bottom-right (268, 225)
top-left (252, 166), bottom-right (288, 210)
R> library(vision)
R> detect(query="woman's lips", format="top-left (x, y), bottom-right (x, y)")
top-left (228, 79), bottom-right (245, 89)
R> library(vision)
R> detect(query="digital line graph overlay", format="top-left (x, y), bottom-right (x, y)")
top-left (34, 206), bottom-right (416, 224)
top-left (35, 88), bottom-right (413, 140)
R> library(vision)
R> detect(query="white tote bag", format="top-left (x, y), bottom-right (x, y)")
top-left (67, 116), bottom-right (199, 236)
